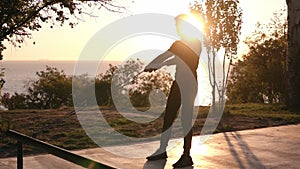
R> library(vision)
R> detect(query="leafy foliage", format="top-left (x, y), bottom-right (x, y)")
top-left (227, 11), bottom-right (287, 104)
top-left (191, 0), bottom-right (243, 105)
top-left (128, 69), bottom-right (173, 107)
top-left (2, 92), bottom-right (28, 109)
top-left (27, 66), bottom-right (73, 108)
top-left (95, 64), bottom-right (118, 106)
top-left (0, 0), bottom-right (124, 59)
top-left (2, 59), bottom-right (173, 109)
top-left (2, 66), bottom-right (73, 109)
top-left (111, 59), bottom-right (173, 108)
top-left (191, 0), bottom-right (242, 55)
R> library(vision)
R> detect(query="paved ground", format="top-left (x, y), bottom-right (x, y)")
top-left (0, 124), bottom-right (299, 169)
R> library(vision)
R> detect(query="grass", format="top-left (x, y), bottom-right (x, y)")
top-left (0, 103), bottom-right (299, 158)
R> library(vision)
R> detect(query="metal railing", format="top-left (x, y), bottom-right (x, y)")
top-left (6, 130), bottom-right (115, 169)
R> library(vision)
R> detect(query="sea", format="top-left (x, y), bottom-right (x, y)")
top-left (0, 60), bottom-right (121, 94)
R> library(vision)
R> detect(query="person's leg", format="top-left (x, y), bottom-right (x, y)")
top-left (160, 81), bottom-right (181, 150)
top-left (181, 101), bottom-right (194, 155)
top-left (147, 81), bottom-right (181, 161)
top-left (173, 85), bottom-right (197, 167)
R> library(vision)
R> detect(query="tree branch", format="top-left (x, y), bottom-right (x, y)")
top-left (0, 1), bottom-right (55, 40)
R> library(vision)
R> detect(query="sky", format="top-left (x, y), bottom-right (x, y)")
top-left (3, 0), bottom-right (287, 61)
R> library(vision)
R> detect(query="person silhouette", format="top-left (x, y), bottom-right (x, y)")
top-left (144, 14), bottom-right (202, 168)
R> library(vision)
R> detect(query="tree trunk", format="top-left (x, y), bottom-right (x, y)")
top-left (286, 0), bottom-right (300, 111)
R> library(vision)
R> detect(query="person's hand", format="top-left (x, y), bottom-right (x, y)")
top-left (144, 63), bottom-right (161, 72)
top-left (144, 68), bottom-right (157, 72)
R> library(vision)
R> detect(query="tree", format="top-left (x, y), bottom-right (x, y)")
top-left (26, 66), bottom-right (73, 109)
top-left (128, 69), bottom-right (173, 107)
top-left (91, 59), bottom-right (173, 107)
top-left (191, 0), bottom-right (242, 105)
top-left (1, 92), bottom-right (28, 109)
top-left (96, 64), bottom-right (118, 106)
top-left (286, 0), bottom-right (300, 111)
top-left (2, 66), bottom-right (73, 109)
top-left (111, 59), bottom-right (173, 108)
top-left (227, 36), bottom-right (287, 103)
top-left (0, 0), bottom-right (124, 59)
top-left (227, 11), bottom-right (287, 104)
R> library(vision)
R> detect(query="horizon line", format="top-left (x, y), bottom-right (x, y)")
top-left (1, 59), bottom-right (123, 62)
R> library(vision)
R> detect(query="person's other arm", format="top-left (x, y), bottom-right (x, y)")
top-left (160, 56), bottom-right (177, 66)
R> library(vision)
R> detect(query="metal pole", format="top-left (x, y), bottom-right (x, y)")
top-left (17, 141), bottom-right (23, 169)
top-left (7, 130), bottom-right (114, 169)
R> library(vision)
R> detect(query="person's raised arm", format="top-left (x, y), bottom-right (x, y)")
top-left (144, 51), bottom-right (173, 72)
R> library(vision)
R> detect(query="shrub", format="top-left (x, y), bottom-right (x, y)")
top-left (2, 66), bottom-right (73, 109)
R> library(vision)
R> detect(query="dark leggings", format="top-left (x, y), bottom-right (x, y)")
top-left (161, 81), bottom-right (197, 154)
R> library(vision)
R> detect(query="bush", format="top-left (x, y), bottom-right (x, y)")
top-left (27, 66), bottom-right (73, 109)
top-left (2, 66), bottom-right (73, 109)
top-left (2, 93), bottom-right (28, 109)
top-left (2, 60), bottom-right (173, 109)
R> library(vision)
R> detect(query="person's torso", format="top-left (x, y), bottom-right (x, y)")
top-left (168, 40), bottom-right (201, 79)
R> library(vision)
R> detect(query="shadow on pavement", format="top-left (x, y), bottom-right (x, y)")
top-left (224, 132), bottom-right (264, 168)
top-left (143, 159), bottom-right (167, 169)
top-left (143, 159), bottom-right (195, 169)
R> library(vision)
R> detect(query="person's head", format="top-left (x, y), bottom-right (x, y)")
top-left (175, 14), bottom-right (202, 40)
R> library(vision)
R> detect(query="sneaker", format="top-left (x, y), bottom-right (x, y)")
top-left (172, 155), bottom-right (193, 168)
top-left (146, 152), bottom-right (168, 161)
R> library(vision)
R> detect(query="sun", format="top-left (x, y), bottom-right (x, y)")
top-left (177, 14), bottom-right (205, 40)
top-left (186, 14), bottom-right (205, 32)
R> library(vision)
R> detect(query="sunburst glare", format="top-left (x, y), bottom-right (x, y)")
top-left (177, 14), bottom-right (205, 40)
